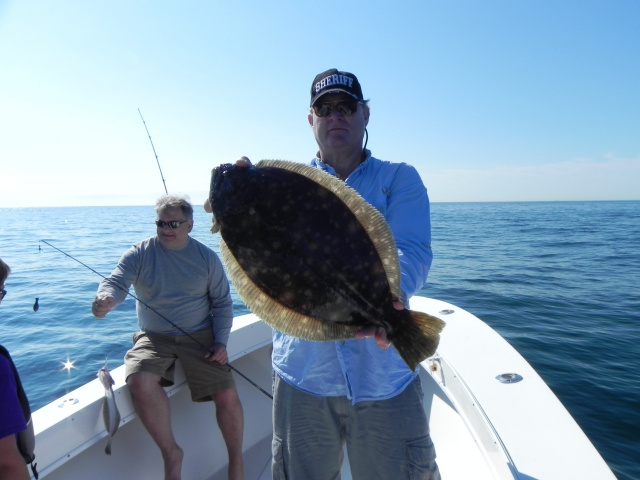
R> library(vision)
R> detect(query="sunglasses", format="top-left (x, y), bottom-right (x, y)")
top-left (312, 100), bottom-right (361, 118)
top-left (155, 220), bottom-right (188, 229)
top-left (0, 289), bottom-right (6, 300)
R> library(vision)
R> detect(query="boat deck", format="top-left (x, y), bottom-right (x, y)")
top-left (31, 297), bottom-right (615, 479)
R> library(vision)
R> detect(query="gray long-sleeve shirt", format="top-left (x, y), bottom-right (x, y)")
top-left (97, 236), bottom-right (233, 345)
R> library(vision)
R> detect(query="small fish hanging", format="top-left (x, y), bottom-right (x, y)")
top-left (98, 364), bottom-right (121, 455)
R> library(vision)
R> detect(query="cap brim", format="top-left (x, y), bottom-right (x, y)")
top-left (311, 89), bottom-right (359, 106)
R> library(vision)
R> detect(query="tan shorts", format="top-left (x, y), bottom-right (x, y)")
top-left (124, 327), bottom-right (235, 402)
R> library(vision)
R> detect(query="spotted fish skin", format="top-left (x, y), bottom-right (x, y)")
top-left (98, 365), bottom-right (121, 455)
top-left (209, 160), bottom-right (444, 370)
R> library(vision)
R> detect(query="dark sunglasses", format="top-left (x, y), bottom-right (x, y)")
top-left (312, 100), bottom-right (361, 118)
top-left (0, 289), bottom-right (6, 300)
top-left (155, 220), bottom-right (188, 229)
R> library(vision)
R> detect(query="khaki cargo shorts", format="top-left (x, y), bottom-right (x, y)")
top-left (124, 327), bottom-right (235, 402)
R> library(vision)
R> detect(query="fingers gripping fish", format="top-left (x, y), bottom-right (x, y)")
top-left (98, 364), bottom-right (121, 455)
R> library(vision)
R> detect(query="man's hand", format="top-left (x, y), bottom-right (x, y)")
top-left (205, 342), bottom-right (229, 364)
top-left (355, 300), bottom-right (405, 349)
top-left (92, 294), bottom-right (116, 318)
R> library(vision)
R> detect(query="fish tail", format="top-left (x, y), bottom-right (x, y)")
top-left (105, 439), bottom-right (112, 455)
top-left (391, 310), bottom-right (445, 370)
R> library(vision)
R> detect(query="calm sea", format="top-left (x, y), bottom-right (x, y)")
top-left (1, 202), bottom-right (638, 480)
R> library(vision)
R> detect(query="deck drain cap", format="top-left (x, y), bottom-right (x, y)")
top-left (58, 397), bottom-right (80, 408)
top-left (496, 373), bottom-right (523, 384)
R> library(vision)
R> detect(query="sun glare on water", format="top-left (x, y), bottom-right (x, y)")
top-left (61, 358), bottom-right (76, 372)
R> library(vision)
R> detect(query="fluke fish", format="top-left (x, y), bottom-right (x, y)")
top-left (209, 160), bottom-right (445, 370)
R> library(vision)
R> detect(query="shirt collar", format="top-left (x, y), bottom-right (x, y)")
top-left (311, 149), bottom-right (372, 177)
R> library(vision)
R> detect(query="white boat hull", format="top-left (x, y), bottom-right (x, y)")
top-left (31, 297), bottom-right (615, 479)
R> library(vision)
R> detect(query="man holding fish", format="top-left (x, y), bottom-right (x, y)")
top-left (209, 69), bottom-right (440, 479)
top-left (92, 195), bottom-right (244, 480)
top-left (273, 68), bottom-right (440, 480)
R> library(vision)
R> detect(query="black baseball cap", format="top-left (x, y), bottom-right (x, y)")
top-left (310, 68), bottom-right (364, 107)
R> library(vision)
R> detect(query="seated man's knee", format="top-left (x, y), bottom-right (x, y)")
top-left (212, 387), bottom-right (240, 406)
top-left (127, 371), bottom-right (160, 395)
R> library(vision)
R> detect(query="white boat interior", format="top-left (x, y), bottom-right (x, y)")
top-left (30, 296), bottom-right (615, 479)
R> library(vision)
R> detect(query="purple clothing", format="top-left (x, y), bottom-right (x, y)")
top-left (0, 354), bottom-right (26, 439)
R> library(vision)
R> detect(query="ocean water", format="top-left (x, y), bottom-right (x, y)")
top-left (0, 201), bottom-right (638, 480)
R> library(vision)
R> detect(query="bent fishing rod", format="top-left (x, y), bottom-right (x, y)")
top-left (138, 108), bottom-right (168, 195)
top-left (40, 239), bottom-right (273, 400)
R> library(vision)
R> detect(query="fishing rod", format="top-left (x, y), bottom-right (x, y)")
top-left (134, 111), bottom-right (272, 399)
top-left (138, 108), bottom-right (168, 195)
top-left (40, 239), bottom-right (273, 400)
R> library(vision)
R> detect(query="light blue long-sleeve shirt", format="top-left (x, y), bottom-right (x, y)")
top-left (272, 151), bottom-right (433, 403)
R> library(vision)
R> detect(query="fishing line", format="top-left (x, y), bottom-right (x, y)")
top-left (103, 348), bottom-right (117, 368)
top-left (35, 245), bottom-right (42, 311)
top-left (138, 108), bottom-right (168, 195)
top-left (40, 239), bottom-right (273, 400)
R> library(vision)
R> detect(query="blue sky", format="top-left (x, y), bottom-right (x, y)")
top-left (1, 0), bottom-right (638, 207)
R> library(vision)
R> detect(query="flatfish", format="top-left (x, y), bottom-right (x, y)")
top-left (98, 364), bottom-right (121, 455)
top-left (209, 160), bottom-right (445, 370)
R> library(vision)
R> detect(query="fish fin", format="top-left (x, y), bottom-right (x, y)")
top-left (256, 160), bottom-right (402, 298)
top-left (391, 310), bottom-right (446, 370)
top-left (221, 240), bottom-right (362, 340)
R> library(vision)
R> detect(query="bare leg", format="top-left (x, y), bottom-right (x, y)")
top-left (211, 388), bottom-right (245, 480)
top-left (128, 372), bottom-right (184, 480)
